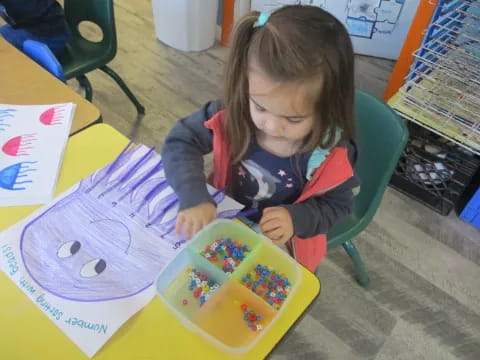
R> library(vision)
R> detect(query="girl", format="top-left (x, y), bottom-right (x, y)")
top-left (162, 5), bottom-right (359, 271)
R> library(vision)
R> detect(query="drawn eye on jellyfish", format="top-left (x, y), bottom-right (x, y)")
top-left (57, 240), bottom-right (82, 258)
top-left (80, 258), bottom-right (107, 278)
top-left (39, 105), bottom-right (66, 126)
top-left (0, 161), bottom-right (37, 191)
top-left (56, 240), bottom-right (108, 279)
top-left (2, 134), bottom-right (37, 157)
top-left (56, 238), bottom-right (107, 278)
top-left (0, 109), bottom-right (16, 132)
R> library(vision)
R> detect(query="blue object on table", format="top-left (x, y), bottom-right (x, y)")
top-left (460, 186), bottom-right (480, 229)
top-left (22, 40), bottom-right (65, 81)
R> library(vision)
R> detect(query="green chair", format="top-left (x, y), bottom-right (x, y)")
top-left (59, 0), bottom-right (145, 115)
top-left (326, 90), bottom-right (408, 287)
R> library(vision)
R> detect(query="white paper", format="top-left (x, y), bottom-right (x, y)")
top-left (0, 103), bottom-right (75, 206)
top-left (250, 0), bottom-right (420, 60)
top-left (0, 144), bottom-right (243, 357)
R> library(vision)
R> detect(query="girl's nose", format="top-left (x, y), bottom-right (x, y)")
top-left (265, 117), bottom-right (283, 136)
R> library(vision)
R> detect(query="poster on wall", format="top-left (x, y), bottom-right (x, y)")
top-left (250, 0), bottom-right (421, 60)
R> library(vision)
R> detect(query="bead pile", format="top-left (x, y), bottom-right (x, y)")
top-left (186, 268), bottom-right (219, 306)
top-left (200, 238), bottom-right (252, 273)
top-left (240, 304), bottom-right (263, 332)
top-left (241, 264), bottom-right (291, 310)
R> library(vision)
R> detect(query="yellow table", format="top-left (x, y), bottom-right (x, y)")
top-left (0, 37), bottom-right (101, 134)
top-left (0, 124), bottom-right (320, 359)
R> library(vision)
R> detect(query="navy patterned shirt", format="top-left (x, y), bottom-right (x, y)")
top-left (231, 140), bottom-right (312, 222)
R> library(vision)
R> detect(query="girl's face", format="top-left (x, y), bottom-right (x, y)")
top-left (248, 68), bottom-right (315, 145)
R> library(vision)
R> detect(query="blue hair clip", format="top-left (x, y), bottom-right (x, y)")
top-left (253, 12), bottom-right (270, 28)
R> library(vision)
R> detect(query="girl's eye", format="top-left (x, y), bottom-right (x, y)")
top-left (255, 104), bottom-right (266, 112)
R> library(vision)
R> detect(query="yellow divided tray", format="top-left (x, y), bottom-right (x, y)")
top-left (155, 219), bottom-right (302, 355)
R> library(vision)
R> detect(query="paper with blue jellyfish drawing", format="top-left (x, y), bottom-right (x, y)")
top-left (0, 103), bottom-right (75, 206)
top-left (0, 143), bottom-right (243, 357)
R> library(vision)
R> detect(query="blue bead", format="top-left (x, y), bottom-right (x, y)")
top-left (256, 315), bottom-right (262, 321)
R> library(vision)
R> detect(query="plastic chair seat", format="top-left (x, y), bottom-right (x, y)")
top-left (60, 42), bottom-right (113, 79)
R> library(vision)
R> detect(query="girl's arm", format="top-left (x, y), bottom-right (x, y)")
top-left (281, 176), bottom-right (359, 238)
top-left (281, 141), bottom-right (360, 238)
top-left (162, 100), bottom-right (223, 211)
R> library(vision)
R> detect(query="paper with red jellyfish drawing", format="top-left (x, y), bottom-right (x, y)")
top-left (0, 103), bottom-right (75, 206)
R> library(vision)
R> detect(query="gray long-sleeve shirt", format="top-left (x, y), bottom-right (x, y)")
top-left (162, 100), bottom-right (359, 238)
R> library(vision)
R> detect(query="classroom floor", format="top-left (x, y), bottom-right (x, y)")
top-left (36, 1), bottom-right (480, 358)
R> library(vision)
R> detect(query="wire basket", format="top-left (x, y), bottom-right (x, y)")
top-left (389, 0), bottom-right (480, 155)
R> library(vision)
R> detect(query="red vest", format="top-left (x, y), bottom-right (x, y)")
top-left (205, 111), bottom-right (353, 271)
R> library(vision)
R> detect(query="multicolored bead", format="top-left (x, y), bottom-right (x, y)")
top-left (240, 264), bottom-right (291, 310)
top-left (200, 238), bottom-right (252, 273)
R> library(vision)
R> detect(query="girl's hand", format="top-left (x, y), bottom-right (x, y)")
top-left (176, 203), bottom-right (217, 239)
top-left (259, 207), bottom-right (294, 244)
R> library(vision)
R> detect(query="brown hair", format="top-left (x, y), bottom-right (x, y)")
top-left (223, 5), bottom-right (355, 164)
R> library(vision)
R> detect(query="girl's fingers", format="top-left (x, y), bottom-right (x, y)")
top-left (175, 213), bottom-right (185, 235)
top-left (183, 219), bottom-right (193, 239)
top-left (259, 214), bottom-right (278, 229)
top-left (261, 219), bottom-right (281, 234)
top-left (192, 219), bottom-right (202, 238)
top-left (273, 234), bottom-right (290, 245)
top-left (203, 217), bottom-right (213, 230)
top-left (266, 227), bottom-right (284, 241)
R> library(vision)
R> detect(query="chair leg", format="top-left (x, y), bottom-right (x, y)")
top-left (342, 240), bottom-right (370, 288)
top-left (100, 65), bottom-right (145, 115)
top-left (77, 75), bottom-right (93, 102)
